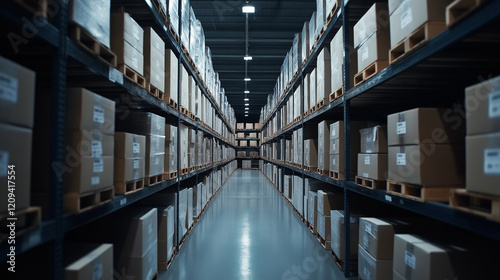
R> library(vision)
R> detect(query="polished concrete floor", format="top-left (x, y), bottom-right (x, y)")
top-left (161, 169), bottom-right (350, 280)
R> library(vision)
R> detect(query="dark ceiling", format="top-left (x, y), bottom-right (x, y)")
top-left (190, 0), bottom-right (316, 123)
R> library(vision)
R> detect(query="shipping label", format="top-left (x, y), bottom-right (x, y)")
top-left (489, 91), bottom-right (500, 118)
top-left (365, 222), bottom-right (372, 236)
top-left (92, 260), bottom-right (103, 280)
top-left (93, 158), bottom-right (104, 173)
top-left (484, 149), bottom-right (500, 175)
top-left (401, 6), bottom-right (413, 29)
top-left (91, 141), bottom-right (102, 157)
top-left (108, 67), bottom-right (123, 85)
top-left (91, 176), bottom-right (100, 185)
top-left (364, 155), bottom-right (371, 165)
top-left (93, 106), bottom-right (105, 124)
top-left (363, 172), bottom-right (369, 178)
top-left (405, 250), bottom-right (416, 269)
top-left (0, 72), bottom-right (18, 103)
top-left (134, 158), bottom-right (140, 169)
top-left (397, 121), bottom-right (406, 135)
top-left (133, 142), bottom-right (140, 154)
top-left (397, 153), bottom-right (406, 166)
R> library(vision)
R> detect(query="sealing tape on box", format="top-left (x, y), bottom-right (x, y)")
top-left (0, 72), bottom-right (18, 103)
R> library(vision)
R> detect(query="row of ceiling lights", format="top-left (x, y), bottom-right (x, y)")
top-left (243, 2), bottom-right (254, 117)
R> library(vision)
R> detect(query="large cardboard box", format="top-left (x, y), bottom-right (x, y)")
top-left (69, 0), bottom-right (111, 48)
top-left (304, 139), bottom-right (318, 167)
top-left (358, 245), bottom-right (393, 280)
top-left (0, 56), bottom-right (36, 128)
top-left (308, 192), bottom-right (318, 229)
top-left (144, 27), bottom-right (165, 92)
top-left (330, 153), bottom-right (358, 174)
top-left (388, 144), bottom-right (464, 186)
top-left (66, 131), bottom-right (114, 158)
top-left (0, 123), bottom-right (31, 213)
top-left (317, 212), bottom-right (331, 242)
top-left (330, 27), bottom-right (358, 91)
top-left (353, 3), bottom-right (389, 49)
top-left (466, 132), bottom-right (500, 195)
top-left (66, 88), bottom-right (115, 135)
top-left (116, 208), bottom-right (157, 257)
top-left (111, 10), bottom-right (144, 75)
top-left (310, 69), bottom-right (317, 107)
top-left (393, 234), bottom-right (472, 280)
top-left (390, 0), bottom-right (452, 48)
top-left (116, 244), bottom-right (157, 280)
top-left (165, 124), bottom-right (177, 143)
top-left (65, 156), bottom-right (114, 193)
top-left (465, 75), bottom-right (500, 135)
top-left (165, 49), bottom-right (178, 103)
top-left (360, 126), bottom-right (388, 154)
top-left (387, 108), bottom-right (465, 146)
top-left (318, 120), bottom-right (333, 170)
top-left (317, 190), bottom-right (344, 215)
top-left (359, 217), bottom-right (396, 260)
top-left (115, 132), bottom-right (146, 159)
top-left (115, 157), bottom-right (145, 182)
top-left (316, 47), bottom-right (331, 102)
top-left (65, 244), bottom-right (113, 280)
top-left (331, 210), bottom-right (359, 261)
top-left (357, 30), bottom-right (390, 71)
top-left (357, 153), bottom-right (388, 180)
top-left (180, 65), bottom-right (189, 108)
top-left (115, 112), bottom-right (165, 136)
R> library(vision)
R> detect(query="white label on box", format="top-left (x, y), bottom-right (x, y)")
top-left (397, 121), bottom-right (406, 135)
top-left (0, 72), bottom-right (18, 103)
top-left (0, 151), bottom-right (8, 177)
top-left (92, 260), bottom-right (103, 280)
top-left (363, 234), bottom-right (369, 248)
top-left (133, 143), bottom-right (140, 154)
top-left (484, 149), bottom-right (500, 175)
top-left (93, 158), bottom-right (104, 173)
top-left (364, 155), bottom-right (371, 165)
top-left (405, 250), bottom-right (416, 269)
top-left (333, 143), bottom-right (336, 151)
top-left (332, 158), bottom-right (336, 165)
top-left (363, 172), bottom-right (369, 178)
top-left (91, 176), bottom-right (100, 185)
top-left (489, 91), bottom-right (500, 118)
top-left (91, 141), bottom-right (102, 157)
top-left (361, 47), bottom-right (369, 61)
top-left (365, 222), bottom-right (372, 236)
top-left (108, 67), bottom-right (123, 85)
top-left (93, 106), bottom-right (105, 124)
top-left (134, 158), bottom-right (140, 169)
top-left (401, 7), bottom-right (413, 29)
top-left (397, 153), bottom-right (406, 166)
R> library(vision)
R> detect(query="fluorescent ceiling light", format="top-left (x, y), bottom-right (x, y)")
top-left (245, 103), bottom-right (250, 106)
top-left (244, 56), bottom-right (253, 61)
top-left (244, 97), bottom-right (249, 101)
top-left (244, 90), bottom-right (250, 94)
top-left (242, 5), bottom-right (255, 13)
top-left (244, 77), bottom-right (251, 81)
top-left (245, 114), bottom-right (249, 117)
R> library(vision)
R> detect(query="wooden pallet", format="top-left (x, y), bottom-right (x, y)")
top-left (13, 0), bottom-right (48, 18)
top-left (304, 165), bottom-right (317, 172)
top-left (151, 0), bottom-right (167, 23)
top-left (189, 166), bottom-right (195, 173)
top-left (329, 171), bottom-right (345, 181)
top-left (64, 187), bottom-right (114, 214)
top-left (145, 174), bottom-right (164, 186)
top-left (316, 168), bottom-right (327, 176)
top-left (69, 25), bottom-right (117, 67)
top-left (0, 206), bottom-right (41, 241)
top-left (181, 168), bottom-right (189, 175)
top-left (355, 176), bottom-right (385, 190)
top-left (164, 170), bottom-right (178, 180)
top-left (316, 98), bottom-right (328, 110)
top-left (167, 23), bottom-right (180, 43)
top-left (115, 179), bottom-right (145, 195)
top-left (118, 64), bottom-right (146, 88)
top-left (158, 250), bottom-right (176, 271)
top-left (147, 82), bottom-right (165, 100)
top-left (325, 0), bottom-right (341, 26)
top-left (309, 223), bottom-right (317, 235)
top-left (450, 189), bottom-right (500, 222)
top-left (180, 105), bottom-right (189, 117)
top-left (389, 22), bottom-right (446, 64)
top-left (331, 251), bottom-right (357, 272)
top-left (446, 0), bottom-right (489, 27)
top-left (386, 180), bottom-right (459, 202)
top-left (317, 235), bottom-right (331, 250)
top-left (329, 86), bottom-right (344, 102)
top-left (354, 60), bottom-right (389, 86)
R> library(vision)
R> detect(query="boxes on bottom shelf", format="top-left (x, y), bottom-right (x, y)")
top-left (317, 212), bottom-right (331, 241)
top-left (317, 190), bottom-right (344, 216)
top-left (158, 206), bottom-right (175, 263)
top-left (0, 123), bottom-right (31, 213)
top-left (358, 245), bottom-right (392, 280)
top-left (466, 132), bottom-right (500, 196)
top-left (388, 144), bottom-right (464, 186)
top-left (64, 243), bottom-right (113, 280)
top-left (331, 210), bottom-right (359, 261)
top-left (359, 217), bottom-right (400, 260)
top-left (308, 192), bottom-right (317, 228)
top-left (116, 244), bottom-right (157, 280)
top-left (357, 153), bottom-right (388, 181)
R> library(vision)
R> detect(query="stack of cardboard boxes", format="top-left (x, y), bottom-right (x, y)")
top-left (0, 57), bottom-right (36, 217)
top-left (331, 210), bottom-right (359, 266)
top-left (114, 132), bottom-right (146, 194)
top-left (316, 47), bottom-right (331, 106)
top-left (164, 124), bottom-right (177, 176)
top-left (165, 49), bottom-right (178, 105)
top-left (111, 10), bottom-right (144, 76)
top-left (318, 120), bottom-right (333, 174)
top-left (188, 128), bottom-right (196, 169)
top-left (179, 124), bottom-right (189, 173)
top-left (144, 27), bottom-right (165, 93)
top-left (158, 206), bottom-right (174, 270)
top-left (329, 121), bottom-right (363, 180)
top-left (69, 0), bottom-right (111, 48)
top-left (357, 125), bottom-right (388, 182)
top-left (64, 243), bottom-right (114, 280)
top-left (330, 26), bottom-right (357, 96)
top-left (316, 190), bottom-right (343, 249)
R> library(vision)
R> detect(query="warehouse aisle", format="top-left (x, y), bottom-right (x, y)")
top-left (161, 169), bottom-right (347, 280)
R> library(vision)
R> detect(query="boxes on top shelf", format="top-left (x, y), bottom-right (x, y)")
top-left (144, 27), bottom-right (165, 93)
top-left (115, 112), bottom-right (165, 136)
top-left (69, 0), bottom-right (111, 48)
top-left (330, 26), bottom-right (358, 91)
top-left (302, 21), bottom-right (309, 62)
top-left (0, 56), bottom-right (36, 128)
top-left (315, 0), bottom-right (326, 38)
top-left (110, 10), bottom-right (144, 75)
top-left (309, 12), bottom-right (316, 52)
top-left (465, 75), bottom-right (500, 135)
top-left (316, 47), bottom-right (331, 102)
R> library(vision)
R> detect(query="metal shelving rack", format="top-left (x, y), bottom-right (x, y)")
top-left (235, 127), bottom-right (261, 169)
top-left (260, 0), bottom-right (500, 277)
top-left (0, 1), bottom-right (235, 278)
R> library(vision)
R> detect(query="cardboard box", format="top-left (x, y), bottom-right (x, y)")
top-left (67, 131), bottom-right (114, 158)
top-left (237, 123), bottom-right (244, 130)
top-left (466, 132), bottom-right (500, 195)
top-left (0, 56), bottom-right (36, 128)
top-left (330, 121), bottom-right (366, 140)
top-left (308, 192), bottom-right (317, 228)
top-left (250, 140), bottom-right (257, 147)
top-left (115, 132), bottom-right (146, 159)
top-left (180, 65), bottom-right (189, 108)
top-left (69, 0), bottom-right (111, 48)
top-left (66, 88), bottom-right (115, 135)
top-left (165, 49), bottom-right (178, 103)
top-left (387, 108), bottom-right (465, 146)
top-left (240, 140), bottom-right (247, 147)
top-left (318, 120), bottom-right (333, 170)
top-left (115, 157), bottom-right (145, 182)
top-left (165, 124), bottom-right (177, 143)
top-left (65, 244), bottom-right (113, 280)
top-left (360, 126), bottom-right (388, 153)
top-left (144, 27), bottom-right (165, 92)
top-left (164, 152), bottom-right (177, 173)
top-left (388, 144), bottom-right (464, 186)
top-left (358, 245), bottom-right (393, 280)
top-left (390, 0), bottom-right (452, 48)
top-left (317, 190), bottom-right (344, 215)
top-left (330, 153), bottom-right (358, 174)
top-left (317, 212), bottom-right (331, 241)
top-left (353, 3), bottom-right (389, 48)
top-left (393, 234), bottom-right (471, 280)
top-left (255, 123), bottom-right (262, 130)
top-left (116, 112), bottom-right (165, 136)
top-left (0, 123), bottom-right (31, 213)
top-left (116, 208), bottom-right (157, 257)
top-left (65, 156), bottom-right (114, 193)
top-left (246, 123), bottom-right (254, 130)
top-left (249, 133), bottom-right (257, 138)
top-left (359, 217), bottom-right (396, 260)
top-left (357, 30), bottom-right (390, 71)
top-left (310, 69), bottom-right (317, 107)
top-left (389, 0), bottom-right (405, 15)
top-left (316, 47), bottom-right (331, 102)
top-left (111, 10), bottom-right (144, 75)
top-left (304, 139), bottom-right (318, 167)
top-left (331, 210), bottom-right (359, 261)
top-left (146, 153), bottom-right (164, 177)
top-left (237, 132), bottom-right (245, 138)
top-left (465, 75), bottom-right (500, 135)
top-left (330, 27), bottom-right (358, 90)
top-left (116, 244), bottom-right (157, 280)
top-left (357, 153), bottom-right (388, 180)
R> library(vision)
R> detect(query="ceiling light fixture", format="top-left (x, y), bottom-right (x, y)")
top-left (244, 77), bottom-right (251, 82)
top-left (244, 97), bottom-right (249, 101)
top-left (244, 90), bottom-right (250, 94)
top-left (244, 56), bottom-right (253, 61)
top-left (245, 103), bottom-right (250, 106)
top-left (242, 5), bottom-right (255, 14)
